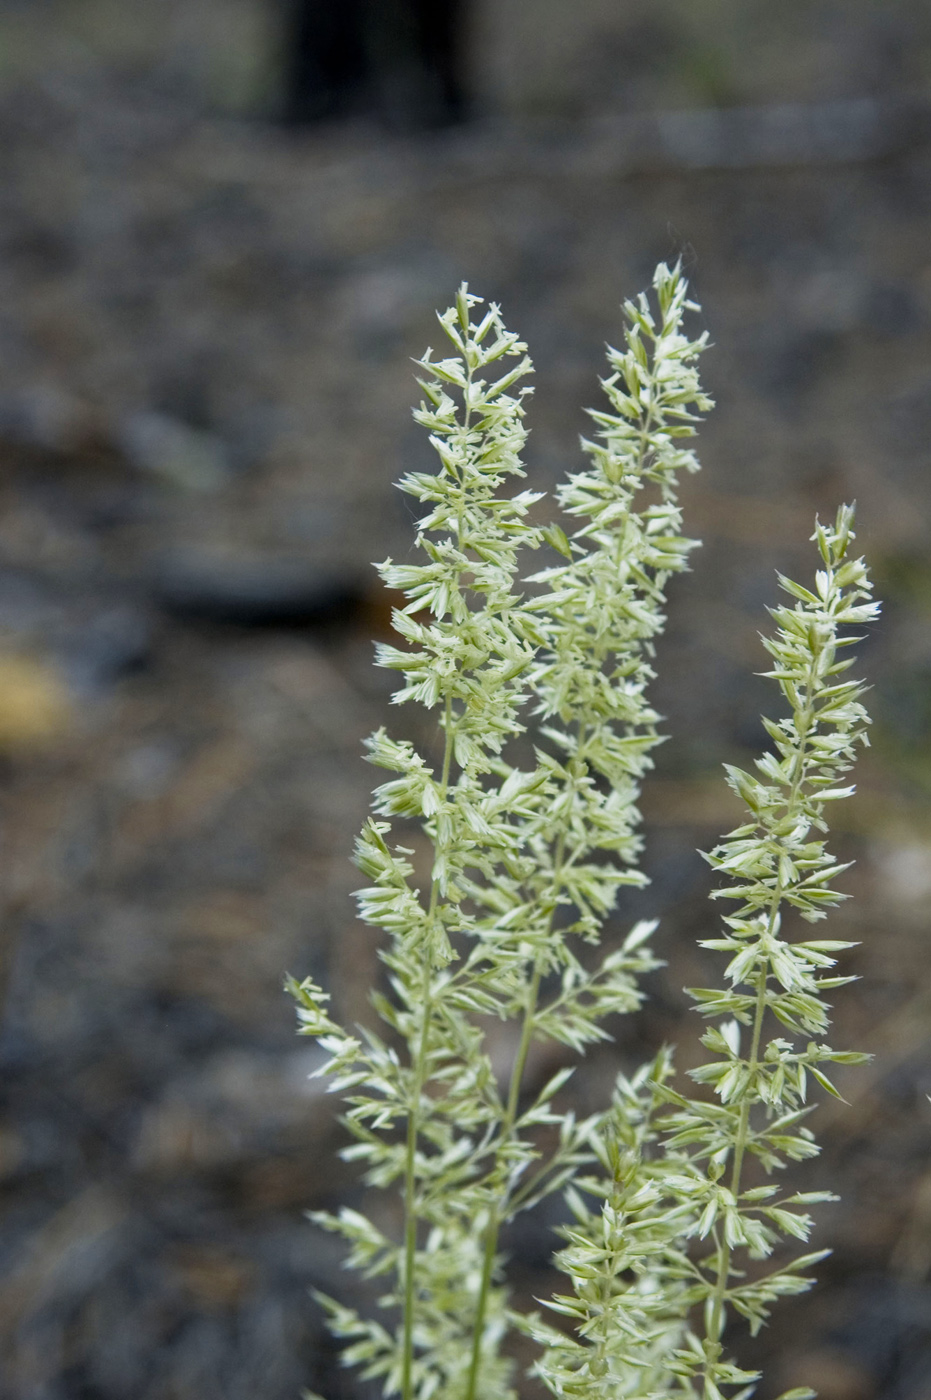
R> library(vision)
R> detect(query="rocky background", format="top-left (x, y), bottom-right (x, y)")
top-left (1, 2), bottom-right (931, 1397)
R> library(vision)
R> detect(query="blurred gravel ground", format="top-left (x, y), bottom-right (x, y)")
top-left (1, 13), bottom-right (931, 1399)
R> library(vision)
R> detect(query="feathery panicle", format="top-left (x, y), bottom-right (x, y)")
top-left (289, 272), bottom-right (875, 1400)
top-left (458, 262), bottom-right (712, 1400)
top-left (292, 286), bottom-right (546, 1400)
top-left (526, 260), bottom-right (712, 937)
top-left (534, 505), bottom-right (877, 1400)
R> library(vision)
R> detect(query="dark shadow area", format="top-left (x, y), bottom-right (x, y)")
top-left (281, 0), bottom-right (468, 129)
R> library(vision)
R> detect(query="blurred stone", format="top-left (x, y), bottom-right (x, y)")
top-left (62, 605), bottom-right (153, 693)
top-left (132, 1048), bottom-right (329, 1175)
top-left (0, 385), bottom-right (101, 457)
top-left (0, 1126), bottom-right (24, 1182)
top-left (167, 1243), bottom-right (256, 1310)
top-left (875, 841), bottom-right (931, 905)
top-left (0, 1187), bottom-right (129, 1333)
top-left (118, 411), bottom-right (231, 493)
top-left (0, 653), bottom-right (70, 751)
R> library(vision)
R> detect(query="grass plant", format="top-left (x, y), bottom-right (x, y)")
top-left (288, 263), bottom-right (878, 1400)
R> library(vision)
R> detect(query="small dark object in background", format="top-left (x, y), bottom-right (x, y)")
top-left (282, 0), bottom-right (468, 129)
top-left (153, 552), bottom-right (365, 630)
top-left (282, 0), bottom-right (368, 124)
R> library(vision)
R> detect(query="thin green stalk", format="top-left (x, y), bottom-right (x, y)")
top-left (700, 678), bottom-right (817, 1397)
top-left (463, 939), bottom-right (547, 1400)
top-left (401, 695), bottom-right (456, 1400)
top-left (701, 957), bottom-right (769, 1392)
top-left (464, 825), bottom-right (571, 1400)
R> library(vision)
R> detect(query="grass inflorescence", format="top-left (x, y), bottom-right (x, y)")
top-left (288, 263), bottom-right (878, 1400)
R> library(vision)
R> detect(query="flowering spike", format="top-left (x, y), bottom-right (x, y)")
top-left (536, 508), bottom-right (878, 1399)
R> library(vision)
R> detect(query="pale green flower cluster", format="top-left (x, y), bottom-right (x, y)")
top-left (533, 505), bottom-right (878, 1400)
top-left (288, 267), bottom-right (877, 1400)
